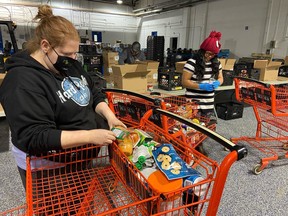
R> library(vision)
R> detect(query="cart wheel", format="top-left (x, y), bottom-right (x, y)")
top-left (253, 164), bottom-right (263, 175)
top-left (283, 143), bottom-right (288, 150)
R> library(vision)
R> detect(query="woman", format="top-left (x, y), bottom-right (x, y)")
top-left (0, 4), bottom-right (125, 200)
top-left (182, 31), bottom-right (223, 155)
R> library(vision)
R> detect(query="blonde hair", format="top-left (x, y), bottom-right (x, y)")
top-left (26, 5), bottom-right (79, 53)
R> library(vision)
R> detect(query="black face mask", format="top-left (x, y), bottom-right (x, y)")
top-left (52, 48), bottom-right (78, 74)
top-left (48, 47), bottom-right (81, 90)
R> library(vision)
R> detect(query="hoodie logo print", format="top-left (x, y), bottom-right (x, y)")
top-left (56, 76), bottom-right (90, 106)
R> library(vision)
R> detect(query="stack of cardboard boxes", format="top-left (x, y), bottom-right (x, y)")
top-left (102, 51), bottom-right (119, 84)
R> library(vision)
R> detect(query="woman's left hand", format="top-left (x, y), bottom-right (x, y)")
top-left (107, 116), bottom-right (126, 129)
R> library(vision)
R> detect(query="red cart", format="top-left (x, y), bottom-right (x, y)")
top-left (0, 205), bottom-right (26, 216)
top-left (232, 77), bottom-right (288, 174)
top-left (0, 108), bottom-right (247, 216)
top-left (104, 88), bottom-right (216, 150)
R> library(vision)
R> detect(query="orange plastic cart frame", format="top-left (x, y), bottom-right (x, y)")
top-left (233, 77), bottom-right (288, 174)
top-left (104, 88), bottom-right (215, 149)
top-left (1, 109), bottom-right (247, 215)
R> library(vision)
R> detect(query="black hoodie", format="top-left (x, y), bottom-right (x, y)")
top-left (0, 51), bottom-right (106, 154)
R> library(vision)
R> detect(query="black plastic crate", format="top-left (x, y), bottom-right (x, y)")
top-left (234, 63), bottom-right (252, 78)
top-left (222, 69), bottom-right (235, 86)
top-left (278, 65), bottom-right (288, 77)
top-left (216, 102), bottom-right (244, 120)
top-left (158, 71), bottom-right (183, 91)
top-left (250, 69), bottom-right (260, 80)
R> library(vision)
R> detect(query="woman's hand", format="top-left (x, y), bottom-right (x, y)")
top-left (89, 129), bottom-right (117, 145)
top-left (107, 116), bottom-right (126, 129)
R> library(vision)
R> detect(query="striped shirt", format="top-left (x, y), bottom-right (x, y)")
top-left (183, 58), bottom-right (222, 111)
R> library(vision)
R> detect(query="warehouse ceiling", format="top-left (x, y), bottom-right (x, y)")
top-left (88, 0), bottom-right (213, 16)
top-left (133, 0), bottom-right (210, 16)
top-left (87, 0), bottom-right (140, 7)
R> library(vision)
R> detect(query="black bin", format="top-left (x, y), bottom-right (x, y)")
top-left (216, 102), bottom-right (244, 120)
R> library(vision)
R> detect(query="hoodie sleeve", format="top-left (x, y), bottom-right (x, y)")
top-left (0, 71), bottom-right (62, 154)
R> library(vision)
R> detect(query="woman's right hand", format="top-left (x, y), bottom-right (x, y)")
top-left (89, 129), bottom-right (117, 146)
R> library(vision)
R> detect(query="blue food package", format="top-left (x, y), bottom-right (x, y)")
top-left (152, 143), bottom-right (201, 180)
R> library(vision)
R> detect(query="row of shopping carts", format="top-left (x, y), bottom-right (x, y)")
top-left (0, 89), bottom-right (248, 215)
top-left (232, 77), bottom-right (288, 174)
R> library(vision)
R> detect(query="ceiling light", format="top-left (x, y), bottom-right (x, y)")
top-left (117, 0), bottom-right (123, 4)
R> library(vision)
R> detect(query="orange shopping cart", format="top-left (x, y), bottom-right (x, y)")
top-left (231, 77), bottom-right (288, 174)
top-left (103, 88), bottom-right (216, 150)
top-left (0, 205), bottom-right (26, 216)
top-left (0, 108), bottom-right (247, 216)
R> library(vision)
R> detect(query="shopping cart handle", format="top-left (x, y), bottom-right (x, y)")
top-left (153, 108), bottom-right (248, 161)
top-left (103, 88), bottom-right (161, 105)
top-left (234, 76), bottom-right (271, 88)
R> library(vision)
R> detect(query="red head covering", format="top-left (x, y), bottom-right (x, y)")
top-left (200, 31), bottom-right (222, 54)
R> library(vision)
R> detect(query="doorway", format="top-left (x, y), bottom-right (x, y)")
top-left (170, 37), bottom-right (178, 50)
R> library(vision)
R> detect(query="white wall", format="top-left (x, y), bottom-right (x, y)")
top-left (137, 8), bottom-right (190, 51)
top-left (138, 0), bottom-right (288, 59)
top-left (0, 0), bottom-right (287, 58)
top-left (0, 0), bottom-right (138, 47)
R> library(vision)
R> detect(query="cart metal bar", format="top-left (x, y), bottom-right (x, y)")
top-left (234, 76), bottom-right (271, 88)
top-left (151, 108), bottom-right (248, 160)
top-left (103, 88), bottom-right (161, 105)
top-left (234, 77), bottom-right (288, 117)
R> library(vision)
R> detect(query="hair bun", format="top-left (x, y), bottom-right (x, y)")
top-left (34, 5), bottom-right (53, 21)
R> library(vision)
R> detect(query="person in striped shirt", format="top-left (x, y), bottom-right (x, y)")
top-left (182, 31), bottom-right (223, 155)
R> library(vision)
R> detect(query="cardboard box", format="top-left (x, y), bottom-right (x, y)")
top-left (137, 60), bottom-right (159, 69)
top-left (218, 58), bottom-right (236, 71)
top-left (112, 64), bottom-right (150, 92)
top-left (175, 61), bottom-right (187, 73)
top-left (147, 68), bottom-right (158, 84)
top-left (219, 59), bottom-right (226, 68)
top-left (0, 73), bottom-right (6, 86)
top-left (223, 59), bottom-right (236, 71)
top-left (284, 56), bottom-right (288, 65)
top-left (251, 53), bottom-right (273, 61)
top-left (254, 60), bottom-right (282, 81)
top-left (137, 60), bottom-right (160, 84)
top-left (102, 51), bottom-right (119, 65)
top-left (103, 73), bottom-right (114, 84)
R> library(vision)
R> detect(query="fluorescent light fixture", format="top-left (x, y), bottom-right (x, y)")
top-left (117, 0), bottom-right (123, 4)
